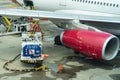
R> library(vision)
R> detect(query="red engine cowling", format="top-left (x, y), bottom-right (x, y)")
top-left (60, 30), bottom-right (119, 60)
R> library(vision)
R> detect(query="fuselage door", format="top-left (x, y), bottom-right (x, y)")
top-left (23, 0), bottom-right (34, 10)
top-left (59, 0), bottom-right (66, 6)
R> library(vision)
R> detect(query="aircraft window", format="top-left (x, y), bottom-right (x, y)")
top-left (83, 0), bottom-right (85, 3)
top-left (97, 2), bottom-right (100, 5)
top-left (72, 0), bottom-right (119, 8)
top-left (110, 3), bottom-right (112, 6)
top-left (88, 1), bottom-right (90, 3)
top-left (103, 2), bottom-right (106, 6)
top-left (94, 1), bottom-right (96, 4)
top-left (113, 4), bottom-right (116, 7)
top-left (100, 2), bottom-right (102, 5)
top-left (85, 0), bottom-right (88, 3)
top-left (91, 1), bottom-right (93, 4)
top-left (106, 3), bottom-right (109, 6)
top-left (116, 4), bottom-right (119, 7)
top-left (79, 0), bottom-right (82, 2)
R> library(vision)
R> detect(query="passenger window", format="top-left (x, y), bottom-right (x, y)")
top-left (100, 2), bottom-right (102, 5)
top-left (94, 1), bottom-right (96, 4)
top-left (110, 3), bottom-right (112, 6)
top-left (116, 4), bottom-right (119, 7)
top-left (97, 2), bottom-right (100, 5)
top-left (91, 1), bottom-right (93, 4)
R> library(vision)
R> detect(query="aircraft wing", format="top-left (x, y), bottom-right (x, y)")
top-left (0, 9), bottom-right (74, 20)
top-left (0, 9), bottom-right (120, 23)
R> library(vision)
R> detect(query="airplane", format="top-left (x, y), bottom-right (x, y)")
top-left (0, 0), bottom-right (120, 61)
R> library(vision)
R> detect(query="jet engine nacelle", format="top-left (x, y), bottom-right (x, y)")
top-left (59, 30), bottom-right (119, 60)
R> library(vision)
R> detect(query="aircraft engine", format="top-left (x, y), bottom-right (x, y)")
top-left (56, 30), bottom-right (119, 60)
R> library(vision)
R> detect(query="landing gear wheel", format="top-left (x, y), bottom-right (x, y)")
top-left (54, 35), bottom-right (62, 45)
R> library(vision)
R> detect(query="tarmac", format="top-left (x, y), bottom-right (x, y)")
top-left (0, 1), bottom-right (120, 80)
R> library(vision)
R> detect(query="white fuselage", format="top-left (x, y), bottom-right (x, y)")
top-left (16, 0), bottom-right (120, 34)
top-left (32, 0), bottom-right (120, 15)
